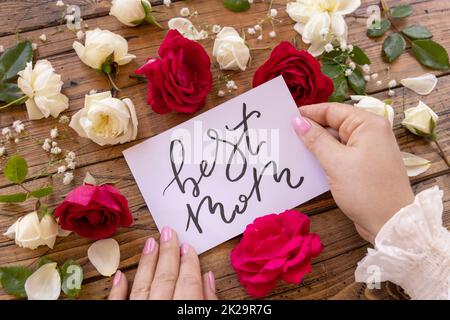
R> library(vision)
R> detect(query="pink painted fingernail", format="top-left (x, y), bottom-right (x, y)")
top-left (181, 243), bottom-right (190, 256)
top-left (161, 227), bottom-right (172, 242)
top-left (208, 271), bottom-right (216, 292)
top-left (113, 270), bottom-right (122, 287)
top-left (292, 116), bottom-right (311, 136)
top-left (143, 237), bottom-right (156, 255)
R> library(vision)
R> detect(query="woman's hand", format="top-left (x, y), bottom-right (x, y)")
top-left (293, 103), bottom-right (414, 243)
top-left (108, 227), bottom-right (217, 300)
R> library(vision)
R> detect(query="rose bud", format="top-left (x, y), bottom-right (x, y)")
top-left (402, 101), bottom-right (438, 139)
top-left (351, 95), bottom-right (395, 127)
top-left (213, 27), bottom-right (250, 71)
top-left (110, 0), bottom-right (160, 28)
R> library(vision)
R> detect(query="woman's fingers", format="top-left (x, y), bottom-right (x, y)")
top-left (108, 270), bottom-right (128, 300)
top-left (173, 244), bottom-right (204, 300)
top-left (129, 237), bottom-right (159, 300)
top-left (202, 272), bottom-right (218, 300)
top-left (149, 227), bottom-right (180, 300)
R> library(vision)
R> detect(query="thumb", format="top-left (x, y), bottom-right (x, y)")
top-left (292, 116), bottom-right (344, 171)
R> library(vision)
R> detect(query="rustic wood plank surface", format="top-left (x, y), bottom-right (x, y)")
top-left (0, 0), bottom-right (448, 300)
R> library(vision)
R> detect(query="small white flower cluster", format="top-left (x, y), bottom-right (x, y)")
top-left (388, 79), bottom-right (397, 96)
top-left (56, 0), bottom-right (64, 7)
top-left (248, 24), bottom-right (263, 40)
top-left (12, 120), bottom-right (25, 133)
top-left (212, 25), bottom-right (221, 34)
top-left (59, 151), bottom-right (76, 185)
top-left (0, 145), bottom-right (5, 157)
top-left (58, 115), bottom-right (70, 124)
top-left (163, 0), bottom-right (171, 7)
top-left (226, 80), bottom-right (238, 91)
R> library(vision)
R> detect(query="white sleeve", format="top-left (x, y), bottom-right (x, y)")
top-left (354, 186), bottom-right (450, 300)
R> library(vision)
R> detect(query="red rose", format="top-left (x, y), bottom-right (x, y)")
top-left (54, 184), bottom-right (133, 240)
top-left (253, 42), bottom-right (334, 107)
top-left (135, 30), bottom-right (213, 114)
top-left (230, 210), bottom-right (324, 298)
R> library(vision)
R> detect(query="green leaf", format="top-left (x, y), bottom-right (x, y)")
top-left (329, 74), bottom-right (348, 102)
top-left (367, 19), bottom-right (391, 38)
top-left (351, 46), bottom-right (371, 65)
top-left (411, 39), bottom-right (450, 70)
top-left (0, 192), bottom-right (28, 203)
top-left (0, 41), bottom-right (33, 82)
top-left (0, 83), bottom-right (24, 103)
top-left (383, 33), bottom-right (406, 62)
top-left (402, 25), bottom-right (433, 40)
top-left (37, 204), bottom-right (55, 221)
top-left (321, 63), bottom-right (344, 79)
top-left (30, 186), bottom-right (53, 198)
top-left (223, 0), bottom-right (250, 12)
top-left (37, 256), bottom-right (55, 268)
top-left (322, 49), bottom-right (346, 64)
top-left (4, 155), bottom-right (28, 183)
top-left (60, 260), bottom-right (83, 298)
top-left (348, 68), bottom-right (366, 95)
top-left (390, 4), bottom-right (413, 19)
top-left (0, 266), bottom-right (33, 298)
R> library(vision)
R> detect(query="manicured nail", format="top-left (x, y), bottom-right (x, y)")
top-left (208, 271), bottom-right (216, 292)
top-left (113, 270), bottom-right (122, 287)
top-left (292, 116), bottom-right (311, 136)
top-left (143, 237), bottom-right (156, 255)
top-left (161, 226), bottom-right (172, 242)
top-left (181, 243), bottom-right (190, 256)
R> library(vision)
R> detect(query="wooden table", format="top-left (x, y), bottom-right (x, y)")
top-left (0, 0), bottom-right (448, 300)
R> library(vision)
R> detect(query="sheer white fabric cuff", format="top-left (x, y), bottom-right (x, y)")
top-left (355, 186), bottom-right (450, 300)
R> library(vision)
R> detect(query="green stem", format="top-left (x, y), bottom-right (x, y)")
top-left (433, 138), bottom-right (450, 168)
top-left (250, 46), bottom-right (271, 51)
top-left (0, 95), bottom-right (28, 110)
top-left (105, 71), bottom-right (121, 93)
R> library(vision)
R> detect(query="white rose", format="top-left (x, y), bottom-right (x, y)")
top-left (70, 91), bottom-right (138, 146)
top-left (351, 95), bottom-right (395, 127)
top-left (3, 212), bottom-right (59, 250)
top-left (402, 101), bottom-right (438, 137)
top-left (73, 28), bottom-right (136, 70)
top-left (110, 0), bottom-right (149, 26)
top-left (286, 0), bottom-right (360, 56)
top-left (17, 60), bottom-right (69, 120)
top-left (213, 27), bottom-right (250, 71)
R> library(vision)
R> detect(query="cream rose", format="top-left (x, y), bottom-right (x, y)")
top-left (3, 212), bottom-right (59, 250)
top-left (73, 28), bottom-right (136, 70)
top-left (17, 60), bottom-right (69, 120)
top-left (213, 27), bottom-right (250, 71)
top-left (69, 91), bottom-right (138, 146)
top-left (402, 101), bottom-right (438, 137)
top-left (351, 95), bottom-right (395, 127)
top-left (110, 0), bottom-right (159, 27)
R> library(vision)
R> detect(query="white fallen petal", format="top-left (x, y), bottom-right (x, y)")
top-left (83, 171), bottom-right (97, 185)
top-left (401, 152), bottom-right (431, 177)
top-left (88, 239), bottom-right (120, 277)
top-left (400, 73), bottom-right (438, 96)
top-left (168, 17), bottom-right (202, 40)
top-left (25, 263), bottom-right (61, 300)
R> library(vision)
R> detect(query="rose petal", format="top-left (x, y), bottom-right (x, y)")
top-left (88, 238), bottom-right (120, 276)
top-left (83, 172), bottom-right (97, 185)
top-left (401, 152), bottom-right (431, 177)
top-left (39, 214), bottom-right (59, 249)
top-left (400, 73), bottom-right (438, 96)
top-left (25, 263), bottom-right (61, 300)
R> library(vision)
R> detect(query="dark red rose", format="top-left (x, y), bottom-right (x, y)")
top-left (135, 30), bottom-right (213, 114)
top-left (230, 210), bottom-right (324, 298)
top-left (253, 42), bottom-right (334, 107)
top-left (54, 184), bottom-right (133, 240)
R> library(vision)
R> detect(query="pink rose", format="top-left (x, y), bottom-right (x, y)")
top-left (230, 210), bottom-right (324, 297)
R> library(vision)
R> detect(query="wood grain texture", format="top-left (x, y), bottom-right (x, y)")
top-left (0, 0), bottom-right (449, 300)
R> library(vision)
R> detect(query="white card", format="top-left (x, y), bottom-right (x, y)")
top-left (124, 76), bottom-right (329, 253)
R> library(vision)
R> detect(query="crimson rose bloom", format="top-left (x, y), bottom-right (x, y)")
top-left (55, 184), bottom-right (133, 240)
top-left (135, 30), bottom-right (212, 114)
top-left (253, 42), bottom-right (334, 107)
top-left (230, 210), bottom-right (324, 298)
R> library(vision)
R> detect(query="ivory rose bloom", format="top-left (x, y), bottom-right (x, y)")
top-left (110, 0), bottom-right (159, 27)
top-left (17, 60), bottom-right (69, 120)
top-left (351, 95), bottom-right (395, 127)
top-left (286, 0), bottom-right (361, 56)
top-left (3, 212), bottom-right (59, 250)
top-left (402, 101), bottom-right (438, 137)
top-left (69, 91), bottom-right (138, 146)
top-left (73, 28), bottom-right (136, 70)
top-left (110, 0), bottom-right (149, 26)
top-left (213, 27), bottom-right (250, 71)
